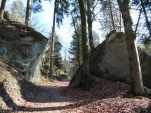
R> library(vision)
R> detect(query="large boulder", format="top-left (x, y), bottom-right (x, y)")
top-left (70, 32), bottom-right (151, 88)
top-left (0, 22), bottom-right (47, 80)
top-left (139, 44), bottom-right (151, 88)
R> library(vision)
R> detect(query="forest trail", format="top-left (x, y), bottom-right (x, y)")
top-left (0, 59), bottom-right (151, 113)
top-left (11, 80), bottom-right (75, 113)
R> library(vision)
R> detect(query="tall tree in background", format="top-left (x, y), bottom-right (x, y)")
top-left (70, 0), bottom-right (82, 65)
top-left (69, 25), bottom-right (81, 66)
top-left (25, 0), bottom-right (32, 25)
top-left (99, 0), bottom-right (112, 32)
top-left (41, 33), bottom-right (63, 77)
top-left (117, 0), bottom-right (145, 95)
top-left (49, 0), bottom-right (69, 76)
top-left (10, 0), bottom-right (25, 23)
top-left (71, 15), bottom-right (81, 66)
top-left (49, 0), bottom-right (57, 76)
top-left (54, 36), bottom-right (63, 70)
top-left (0, 0), bottom-right (6, 20)
top-left (132, 0), bottom-right (151, 40)
top-left (78, 0), bottom-right (88, 63)
top-left (86, 0), bottom-right (94, 50)
top-left (108, 0), bottom-right (115, 30)
top-left (140, 0), bottom-right (151, 36)
top-left (134, 8), bottom-right (142, 34)
top-left (99, 0), bottom-right (122, 34)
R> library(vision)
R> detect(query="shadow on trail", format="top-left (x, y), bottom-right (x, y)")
top-left (0, 78), bottom-right (95, 112)
top-left (0, 79), bottom-right (94, 112)
top-left (18, 79), bottom-right (70, 103)
top-left (0, 82), bottom-right (18, 111)
top-left (0, 60), bottom-right (133, 112)
top-left (4, 60), bottom-right (70, 103)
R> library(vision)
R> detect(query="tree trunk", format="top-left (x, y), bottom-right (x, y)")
top-left (135, 8), bottom-right (142, 34)
top-left (78, 0), bottom-right (88, 63)
top-left (49, 0), bottom-right (57, 77)
top-left (117, 0), bottom-right (145, 95)
top-left (0, 0), bottom-right (6, 20)
top-left (71, 15), bottom-right (81, 66)
top-left (140, 0), bottom-right (151, 36)
top-left (87, 0), bottom-right (94, 50)
top-left (25, 0), bottom-right (32, 26)
top-left (119, 13), bottom-right (122, 32)
top-left (73, 0), bottom-right (91, 89)
top-left (108, 0), bottom-right (115, 30)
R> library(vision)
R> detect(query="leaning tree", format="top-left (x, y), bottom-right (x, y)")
top-left (117, 0), bottom-right (145, 95)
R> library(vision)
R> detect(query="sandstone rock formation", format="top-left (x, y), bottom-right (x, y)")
top-left (70, 32), bottom-right (151, 89)
top-left (0, 22), bottom-right (47, 80)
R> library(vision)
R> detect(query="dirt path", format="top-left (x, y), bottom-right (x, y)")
top-left (1, 79), bottom-right (151, 113)
top-left (0, 60), bottom-right (151, 113)
top-left (17, 81), bottom-right (74, 113)
top-left (1, 80), bottom-right (75, 113)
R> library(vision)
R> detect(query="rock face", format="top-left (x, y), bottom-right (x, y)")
top-left (139, 45), bottom-right (151, 88)
top-left (0, 22), bottom-right (47, 80)
top-left (90, 32), bottom-right (130, 82)
top-left (70, 32), bottom-right (151, 88)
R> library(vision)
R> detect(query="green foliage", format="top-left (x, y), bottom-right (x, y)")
top-left (55, 0), bottom-right (70, 26)
top-left (69, 26), bottom-right (81, 65)
top-left (41, 33), bottom-right (63, 77)
top-left (54, 35), bottom-right (63, 69)
top-left (100, 0), bottom-right (122, 32)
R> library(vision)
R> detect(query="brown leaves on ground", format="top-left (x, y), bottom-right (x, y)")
top-left (61, 79), bottom-right (151, 113)
top-left (0, 59), bottom-right (151, 113)
top-left (61, 97), bottom-right (150, 113)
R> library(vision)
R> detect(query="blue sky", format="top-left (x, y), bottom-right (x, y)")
top-left (30, 0), bottom-right (102, 59)
top-left (31, 1), bottom-right (76, 59)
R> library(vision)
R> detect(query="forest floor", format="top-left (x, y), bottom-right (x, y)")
top-left (0, 59), bottom-right (151, 113)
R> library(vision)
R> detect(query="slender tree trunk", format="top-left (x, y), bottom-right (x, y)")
top-left (25, 0), bottom-right (32, 26)
top-left (78, 0), bottom-right (88, 63)
top-left (117, 0), bottom-right (145, 95)
top-left (135, 8), bottom-right (142, 34)
top-left (140, 0), bottom-right (151, 36)
top-left (0, 0), bottom-right (6, 20)
top-left (71, 15), bottom-right (81, 66)
top-left (77, 0), bottom-right (91, 89)
top-left (119, 13), bottom-right (122, 32)
top-left (49, 0), bottom-right (57, 77)
top-left (87, 0), bottom-right (94, 50)
top-left (108, 0), bottom-right (115, 30)
top-left (76, 35), bottom-right (81, 66)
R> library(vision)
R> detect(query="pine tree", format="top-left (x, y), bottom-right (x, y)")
top-left (69, 27), bottom-right (81, 66)
top-left (140, 0), bottom-right (151, 36)
top-left (49, 0), bottom-right (69, 76)
top-left (78, 0), bottom-right (88, 63)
